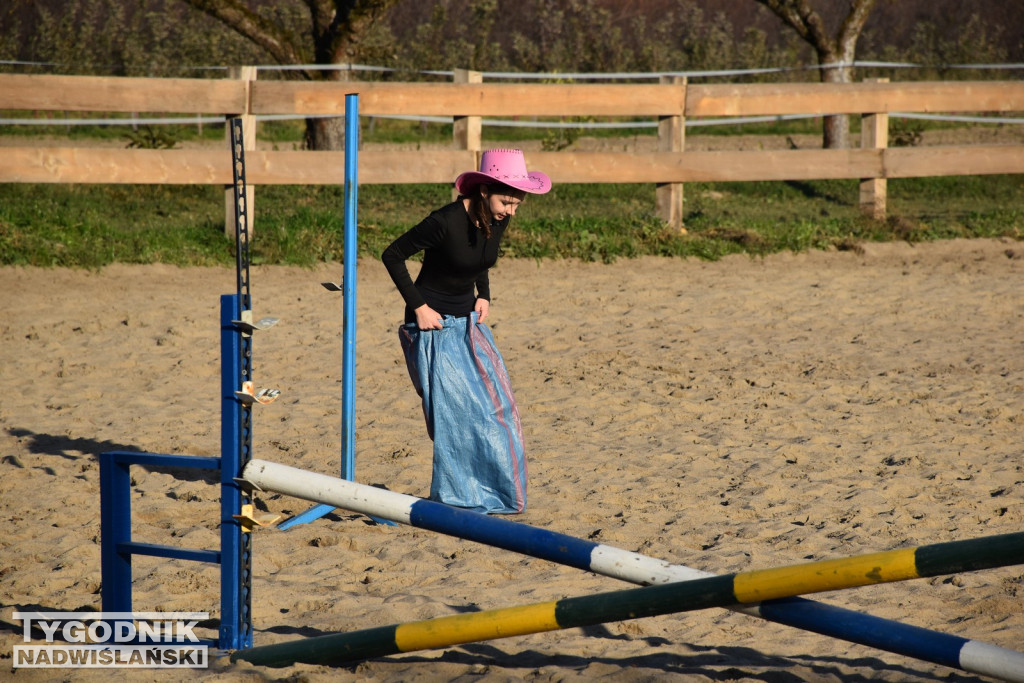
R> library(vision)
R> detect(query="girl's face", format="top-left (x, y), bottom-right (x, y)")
top-left (481, 187), bottom-right (526, 221)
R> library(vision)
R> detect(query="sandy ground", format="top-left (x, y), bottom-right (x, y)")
top-left (1, 238), bottom-right (1022, 681)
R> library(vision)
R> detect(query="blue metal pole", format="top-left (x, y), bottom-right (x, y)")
top-left (339, 96), bottom-right (393, 528)
top-left (341, 92), bottom-right (358, 482)
top-left (277, 95), bottom-right (361, 529)
top-left (99, 452), bottom-right (133, 613)
top-left (220, 293), bottom-right (250, 650)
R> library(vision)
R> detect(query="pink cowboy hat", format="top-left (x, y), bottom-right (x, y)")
top-left (455, 148), bottom-right (551, 195)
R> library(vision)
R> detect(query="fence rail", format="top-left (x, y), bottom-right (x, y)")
top-left (5, 74), bottom-right (1024, 115)
top-left (2, 73), bottom-right (1023, 230)
top-left (9, 146), bottom-right (1019, 185)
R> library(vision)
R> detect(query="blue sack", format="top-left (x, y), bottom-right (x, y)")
top-left (399, 313), bottom-right (527, 514)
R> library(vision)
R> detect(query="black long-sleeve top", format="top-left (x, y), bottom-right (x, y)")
top-left (382, 200), bottom-right (509, 322)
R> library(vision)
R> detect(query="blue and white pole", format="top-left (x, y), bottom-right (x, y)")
top-left (242, 459), bottom-right (1024, 681)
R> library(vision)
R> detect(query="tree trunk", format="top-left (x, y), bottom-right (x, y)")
top-left (820, 57), bottom-right (851, 149)
top-left (305, 116), bottom-right (346, 150)
top-left (753, 0), bottom-right (877, 149)
top-left (822, 111), bottom-right (848, 150)
top-left (303, 66), bottom-right (350, 151)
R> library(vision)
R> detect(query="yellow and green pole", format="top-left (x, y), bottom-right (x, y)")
top-left (232, 530), bottom-right (1024, 668)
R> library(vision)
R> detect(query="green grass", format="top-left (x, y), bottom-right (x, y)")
top-left (1, 174), bottom-right (1020, 269)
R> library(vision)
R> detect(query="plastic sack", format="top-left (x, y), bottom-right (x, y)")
top-left (399, 313), bottom-right (527, 514)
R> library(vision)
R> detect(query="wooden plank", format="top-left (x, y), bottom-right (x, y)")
top-left (0, 74), bottom-right (247, 114)
top-left (884, 145), bottom-right (1024, 178)
top-left (0, 148), bottom-right (475, 185)
top-left (526, 150), bottom-right (882, 183)
top-left (251, 82), bottom-right (686, 117)
top-left (3, 146), bottom-right (1021, 185)
top-left (239, 150), bottom-right (472, 185)
top-left (3, 74), bottom-right (1022, 120)
top-left (536, 146), bottom-right (1024, 182)
top-left (4, 73), bottom-right (1021, 120)
top-left (688, 81), bottom-right (1024, 117)
top-left (359, 150), bottom-right (475, 184)
top-left (0, 148), bottom-right (232, 184)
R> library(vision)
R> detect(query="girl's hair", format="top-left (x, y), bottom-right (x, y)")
top-left (465, 182), bottom-right (525, 238)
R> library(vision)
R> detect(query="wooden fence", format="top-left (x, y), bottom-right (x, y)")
top-left (2, 72), bottom-right (1023, 232)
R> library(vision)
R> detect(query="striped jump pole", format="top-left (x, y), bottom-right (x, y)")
top-left (232, 516), bottom-right (1024, 670)
top-left (238, 459), bottom-right (1024, 679)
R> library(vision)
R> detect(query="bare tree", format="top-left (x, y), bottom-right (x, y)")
top-left (181, 0), bottom-right (397, 150)
top-left (753, 0), bottom-right (877, 148)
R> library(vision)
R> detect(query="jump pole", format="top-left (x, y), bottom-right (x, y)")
top-left (238, 459), bottom-right (1024, 679)
top-left (278, 93), bottom-right (361, 530)
top-left (231, 506), bottom-right (1024, 671)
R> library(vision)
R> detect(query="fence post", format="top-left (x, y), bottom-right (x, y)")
top-left (657, 75), bottom-right (686, 233)
top-left (453, 68), bottom-right (483, 200)
top-left (859, 77), bottom-right (889, 221)
top-left (225, 66), bottom-right (257, 238)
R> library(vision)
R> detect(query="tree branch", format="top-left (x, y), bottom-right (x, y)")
top-left (180, 0), bottom-right (307, 68)
top-left (325, 0), bottom-right (396, 64)
top-left (837, 0), bottom-right (879, 60)
top-left (753, 0), bottom-right (835, 58)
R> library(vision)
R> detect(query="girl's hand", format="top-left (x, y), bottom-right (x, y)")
top-left (474, 298), bottom-right (490, 323)
top-left (414, 304), bottom-right (445, 330)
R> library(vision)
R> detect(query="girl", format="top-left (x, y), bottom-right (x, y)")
top-left (382, 149), bottom-right (551, 513)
